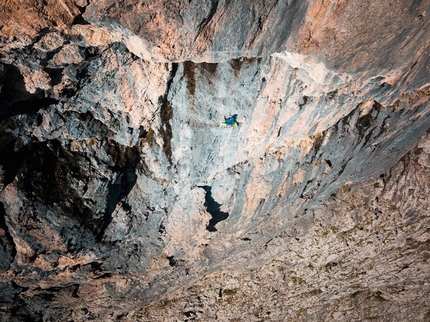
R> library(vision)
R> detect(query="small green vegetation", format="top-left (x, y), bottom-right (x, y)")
top-left (388, 205), bottom-right (398, 212)
top-left (142, 305), bottom-right (151, 314)
top-left (309, 288), bottom-right (323, 296)
top-left (291, 276), bottom-right (306, 285)
top-left (320, 226), bottom-right (339, 236)
top-left (223, 288), bottom-right (238, 296)
top-left (330, 226), bottom-right (339, 233)
top-left (225, 297), bottom-right (235, 304)
top-left (374, 182), bottom-right (381, 188)
top-left (296, 308), bottom-right (307, 317)
top-left (349, 205), bottom-right (356, 211)
top-left (341, 184), bottom-right (351, 193)
top-left (87, 138), bottom-right (96, 147)
top-left (160, 299), bottom-right (172, 309)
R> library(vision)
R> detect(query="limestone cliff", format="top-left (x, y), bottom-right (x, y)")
top-left (0, 1), bottom-right (429, 321)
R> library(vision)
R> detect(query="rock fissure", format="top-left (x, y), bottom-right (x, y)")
top-left (199, 185), bottom-right (230, 232)
top-left (0, 202), bottom-right (16, 271)
top-left (158, 63), bottom-right (178, 165)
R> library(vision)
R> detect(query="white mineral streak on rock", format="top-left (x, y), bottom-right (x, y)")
top-left (123, 34), bottom-right (156, 62)
top-left (272, 51), bottom-right (345, 87)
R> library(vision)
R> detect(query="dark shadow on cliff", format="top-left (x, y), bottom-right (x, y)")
top-left (0, 127), bottom-right (28, 186)
top-left (0, 132), bottom-right (140, 244)
top-left (0, 64), bottom-right (58, 121)
top-left (158, 63), bottom-right (178, 165)
top-left (0, 202), bottom-right (16, 272)
top-left (199, 186), bottom-right (229, 232)
top-left (98, 139), bottom-right (140, 241)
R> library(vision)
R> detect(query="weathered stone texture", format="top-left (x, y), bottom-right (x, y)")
top-left (139, 133), bottom-right (430, 321)
top-left (0, 0), bottom-right (429, 321)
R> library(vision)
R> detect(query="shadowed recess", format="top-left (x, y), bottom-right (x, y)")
top-left (0, 64), bottom-right (58, 121)
top-left (98, 140), bottom-right (140, 241)
top-left (196, 0), bottom-right (220, 34)
top-left (199, 186), bottom-right (229, 232)
top-left (0, 202), bottom-right (16, 272)
top-left (183, 61), bottom-right (196, 96)
top-left (158, 63), bottom-right (178, 164)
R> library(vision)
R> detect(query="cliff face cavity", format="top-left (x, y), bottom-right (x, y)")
top-left (0, 1), bottom-right (429, 321)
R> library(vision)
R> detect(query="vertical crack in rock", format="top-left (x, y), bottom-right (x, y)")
top-left (196, 0), bottom-right (220, 36)
top-left (356, 101), bottom-right (382, 135)
top-left (72, 1), bottom-right (91, 25)
top-left (183, 61), bottom-right (196, 96)
top-left (199, 186), bottom-right (229, 232)
top-left (159, 63), bottom-right (178, 165)
top-left (98, 140), bottom-right (140, 241)
top-left (0, 202), bottom-right (16, 271)
top-left (0, 128), bottom-right (26, 186)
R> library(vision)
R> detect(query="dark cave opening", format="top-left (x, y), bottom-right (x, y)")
top-left (199, 186), bottom-right (229, 232)
top-left (0, 64), bottom-right (58, 121)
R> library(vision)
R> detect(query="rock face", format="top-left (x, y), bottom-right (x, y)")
top-left (0, 1), bottom-right (429, 321)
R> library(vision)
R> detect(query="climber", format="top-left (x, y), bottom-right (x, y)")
top-left (219, 114), bottom-right (239, 128)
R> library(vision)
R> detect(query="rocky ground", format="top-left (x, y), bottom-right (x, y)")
top-left (140, 133), bottom-right (430, 322)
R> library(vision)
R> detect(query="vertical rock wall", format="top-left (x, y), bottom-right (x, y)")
top-left (0, 0), bottom-right (429, 320)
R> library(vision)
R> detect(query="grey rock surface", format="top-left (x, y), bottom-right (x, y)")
top-left (0, 1), bottom-right (429, 321)
top-left (142, 134), bottom-right (430, 321)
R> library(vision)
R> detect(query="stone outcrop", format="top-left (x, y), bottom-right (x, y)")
top-left (0, 1), bottom-right (429, 321)
top-left (142, 133), bottom-right (430, 321)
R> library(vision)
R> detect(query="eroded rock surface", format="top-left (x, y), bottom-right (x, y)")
top-left (141, 133), bottom-right (430, 321)
top-left (0, 1), bottom-right (429, 321)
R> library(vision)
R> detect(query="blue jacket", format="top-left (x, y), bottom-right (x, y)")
top-left (225, 114), bottom-right (238, 125)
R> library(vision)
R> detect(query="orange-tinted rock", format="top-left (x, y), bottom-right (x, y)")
top-left (0, 1), bottom-right (429, 321)
top-left (0, 0), bottom-right (80, 36)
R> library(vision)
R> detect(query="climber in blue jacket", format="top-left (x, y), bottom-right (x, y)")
top-left (219, 114), bottom-right (239, 128)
